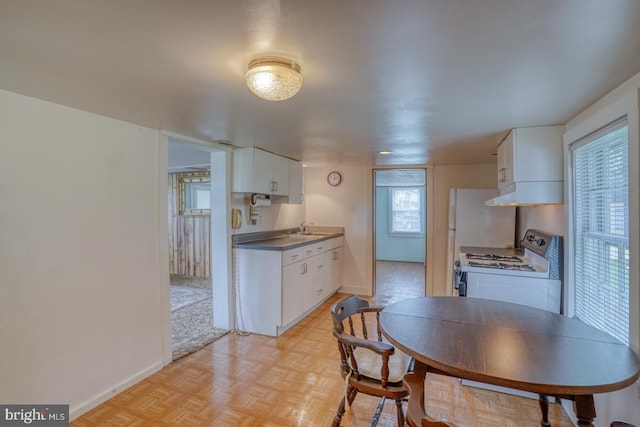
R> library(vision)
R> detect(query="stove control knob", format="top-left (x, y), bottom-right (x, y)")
top-left (534, 237), bottom-right (545, 246)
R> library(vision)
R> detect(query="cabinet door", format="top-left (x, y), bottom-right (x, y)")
top-left (253, 148), bottom-right (276, 194)
top-left (330, 247), bottom-right (343, 292)
top-left (497, 130), bottom-right (514, 190)
top-left (282, 260), bottom-right (311, 326)
top-left (271, 153), bottom-right (290, 196)
top-left (312, 254), bottom-right (328, 305)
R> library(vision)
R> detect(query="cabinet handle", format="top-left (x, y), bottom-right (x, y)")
top-left (333, 251), bottom-right (338, 260)
top-left (274, 181), bottom-right (278, 191)
top-left (317, 264), bottom-right (323, 271)
top-left (317, 288), bottom-right (323, 294)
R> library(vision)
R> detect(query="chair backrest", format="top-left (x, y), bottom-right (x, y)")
top-left (331, 295), bottom-right (382, 342)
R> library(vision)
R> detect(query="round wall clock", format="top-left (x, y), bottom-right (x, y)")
top-left (327, 171), bottom-right (342, 186)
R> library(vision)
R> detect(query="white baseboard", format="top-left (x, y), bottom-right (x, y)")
top-left (338, 285), bottom-right (369, 296)
top-left (70, 361), bottom-right (163, 421)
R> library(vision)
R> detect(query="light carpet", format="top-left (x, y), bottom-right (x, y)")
top-left (170, 276), bottom-right (228, 361)
top-left (170, 286), bottom-right (212, 312)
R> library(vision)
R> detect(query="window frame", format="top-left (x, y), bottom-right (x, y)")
top-left (570, 118), bottom-right (629, 344)
top-left (564, 88), bottom-right (640, 353)
top-left (388, 186), bottom-right (425, 236)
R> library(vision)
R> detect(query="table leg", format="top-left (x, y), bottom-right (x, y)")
top-left (575, 395), bottom-right (596, 427)
top-left (538, 394), bottom-right (551, 427)
top-left (413, 360), bottom-right (428, 409)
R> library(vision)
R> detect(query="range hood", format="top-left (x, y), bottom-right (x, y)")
top-left (484, 181), bottom-right (563, 206)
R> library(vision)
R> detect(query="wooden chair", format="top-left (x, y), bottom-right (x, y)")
top-left (402, 361), bottom-right (455, 427)
top-left (330, 295), bottom-right (411, 427)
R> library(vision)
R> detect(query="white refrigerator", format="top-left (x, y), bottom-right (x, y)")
top-left (445, 188), bottom-right (516, 295)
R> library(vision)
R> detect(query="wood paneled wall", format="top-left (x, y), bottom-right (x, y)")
top-left (168, 172), bottom-right (211, 277)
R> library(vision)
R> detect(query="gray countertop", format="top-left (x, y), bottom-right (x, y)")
top-left (233, 226), bottom-right (344, 251)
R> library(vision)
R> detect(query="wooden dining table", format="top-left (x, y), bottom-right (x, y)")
top-left (379, 297), bottom-right (640, 427)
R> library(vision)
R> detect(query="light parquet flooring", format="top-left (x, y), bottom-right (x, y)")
top-left (72, 293), bottom-right (575, 427)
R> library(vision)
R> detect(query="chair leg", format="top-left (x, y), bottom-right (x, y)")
top-left (332, 385), bottom-right (359, 427)
top-left (332, 395), bottom-right (345, 427)
top-left (395, 398), bottom-right (405, 427)
top-left (370, 397), bottom-right (386, 427)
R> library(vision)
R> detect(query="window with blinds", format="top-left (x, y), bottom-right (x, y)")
top-left (571, 118), bottom-right (629, 345)
top-left (390, 187), bottom-right (423, 234)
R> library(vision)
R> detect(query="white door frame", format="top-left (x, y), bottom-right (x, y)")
top-left (159, 132), bottom-right (234, 365)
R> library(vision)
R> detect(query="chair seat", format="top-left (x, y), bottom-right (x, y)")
top-left (353, 347), bottom-right (412, 383)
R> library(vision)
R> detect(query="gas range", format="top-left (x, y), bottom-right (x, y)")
top-left (454, 229), bottom-right (563, 313)
top-left (460, 249), bottom-right (550, 278)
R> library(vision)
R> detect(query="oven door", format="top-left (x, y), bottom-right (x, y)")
top-left (465, 272), bottom-right (561, 313)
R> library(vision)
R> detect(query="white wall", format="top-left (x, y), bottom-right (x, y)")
top-left (229, 193), bottom-right (305, 234)
top-left (304, 166), bottom-right (373, 295)
top-left (0, 89), bottom-right (166, 419)
top-left (431, 164), bottom-right (498, 296)
top-left (517, 204), bottom-right (566, 240)
top-left (303, 163), bottom-right (497, 297)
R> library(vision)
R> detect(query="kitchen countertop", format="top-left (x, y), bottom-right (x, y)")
top-left (234, 226), bottom-right (344, 251)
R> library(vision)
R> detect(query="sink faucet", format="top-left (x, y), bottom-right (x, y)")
top-left (299, 221), bottom-right (313, 234)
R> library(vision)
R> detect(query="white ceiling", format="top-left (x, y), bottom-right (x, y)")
top-left (2, 0), bottom-right (640, 167)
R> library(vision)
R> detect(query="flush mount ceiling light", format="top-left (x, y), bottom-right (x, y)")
top-left (245, 56), bottom-right (303, 101)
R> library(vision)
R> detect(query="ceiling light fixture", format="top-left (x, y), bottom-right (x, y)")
top-left (245, 56), bottom-right (303, 101)
top-left (379, 150), bottom-right (392, 155)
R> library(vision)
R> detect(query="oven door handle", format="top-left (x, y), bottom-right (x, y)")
top-left (455, 269), bottom-right (467, 296)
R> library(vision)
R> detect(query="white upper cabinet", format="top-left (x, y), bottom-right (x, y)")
top-left (498, 126), bottom-right (564, 187)
top-left (490, 125), bottom-right (564, 205)
top-left (233, 147), bottom-right (301, 199)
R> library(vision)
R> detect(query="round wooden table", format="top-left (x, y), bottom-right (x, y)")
top-left (380, 297), bottom-right (640, 427)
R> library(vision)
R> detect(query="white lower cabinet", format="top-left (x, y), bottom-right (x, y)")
top-left (235, 237), bottom-right (343, 337)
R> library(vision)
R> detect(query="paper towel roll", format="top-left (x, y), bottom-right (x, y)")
top-left (249, 193), bottom-right (272, 207)
top-left (252, 198), bottom-right (271, 207)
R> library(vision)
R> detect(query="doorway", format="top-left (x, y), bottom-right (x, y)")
top-left (167, 139), bottom-right (229, 360)
top-left (373, 169), bottom-right (426, 301)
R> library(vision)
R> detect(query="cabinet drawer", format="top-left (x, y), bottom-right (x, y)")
top-left (328, 236), bottom-right (344, 249)
top-left (283, 245), bottom-right (316, 265)
top-left (314, 241), bottom-right (327, 254)
top-left (283, 247), bottom-right (306, 265)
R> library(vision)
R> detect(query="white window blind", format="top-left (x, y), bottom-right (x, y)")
top-left (572, 118), bottom-right (629, 344)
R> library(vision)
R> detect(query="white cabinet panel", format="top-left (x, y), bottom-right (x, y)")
top-left (329, 246), bottom-right (343, 292)
top-left (282, 260), bottom-right (312, 326)
top-left (233, 147), bottom-right (300, 197)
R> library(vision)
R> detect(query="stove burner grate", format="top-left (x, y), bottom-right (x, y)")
top-left (466, 253), bottom-right (523, 263)
top-left (467, 261), bottom-right (536, 272)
